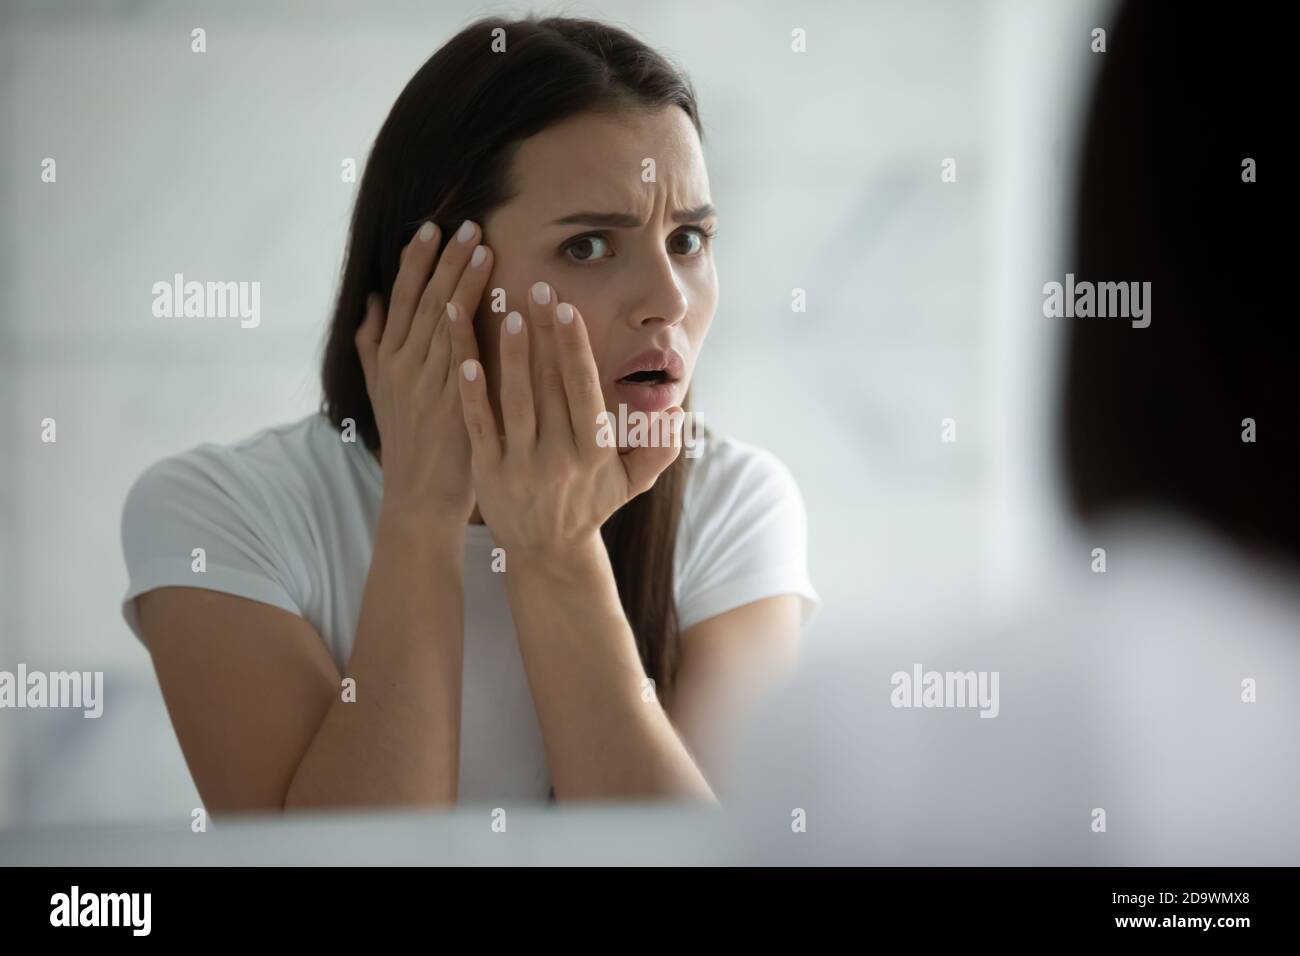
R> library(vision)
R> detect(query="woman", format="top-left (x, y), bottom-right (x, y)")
top-left (119, 15), bottom-right (819, 814)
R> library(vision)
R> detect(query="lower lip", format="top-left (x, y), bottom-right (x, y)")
top-left (613, 379), bottom-right (680, 414)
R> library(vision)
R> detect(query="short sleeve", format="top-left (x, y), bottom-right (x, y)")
top-left (119, 450), bottom-right (306, 643)
top-left (675, 441), bottom-right (820, 633)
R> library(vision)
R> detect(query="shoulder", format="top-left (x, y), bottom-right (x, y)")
top-left (124, 412), bottom-right (364, 518)
top-left (682, 429), bottom-right (806, 513)
top-left (674, 428), bottom-right (818, 631)
top-left (680, 430), bottom-right (808, 542)
top-left (119, 413), bottom-right (363, 638)
top-left (121, 410), bottom-right (375, 575)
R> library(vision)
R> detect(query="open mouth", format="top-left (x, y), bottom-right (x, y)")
top-left (617, 369), bottom-right (675, 386)
top-left (611, 349), bottom-right (685, 414)
top-left (613, 347), bottom-right (686, 386)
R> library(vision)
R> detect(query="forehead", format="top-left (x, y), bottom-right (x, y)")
top-left (503, 107), bottom-right (709, 219)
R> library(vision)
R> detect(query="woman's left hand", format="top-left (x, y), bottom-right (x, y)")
top-left (456, 281), bottom-right (683, 563)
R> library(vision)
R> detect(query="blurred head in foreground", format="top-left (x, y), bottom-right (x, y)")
top-left (1060, 0), bottom-right (1290, 571)
top-left (733, 1), bottom-right (1296, 865)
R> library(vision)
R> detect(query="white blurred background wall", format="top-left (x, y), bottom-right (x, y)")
top-left (0, 0), bottom-right (1107, 828)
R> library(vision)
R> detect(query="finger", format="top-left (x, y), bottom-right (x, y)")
top-left (354, 291), bottom-right (384, 395)
top-left (432, 241), bottom-right (492, 383)
top-left (527, 280), bottom-right (573, 449)
top-left (382, 220), bottom-right (441, 355)
top-left (552, 301), bottom-right (606, 455)
top-left (458, 359), bottom-right (502, 469)
top-left (620, 404), bottom-right (685, 496)
top-left (498, 310), bottom-right (536, 453)
top-left (407, 219), bottom-right (482, 364)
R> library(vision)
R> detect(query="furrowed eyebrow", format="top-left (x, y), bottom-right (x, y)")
top-left (673, 203), bottom-right (716, 224)
top-left (550, 203), bottom-right (716, 228)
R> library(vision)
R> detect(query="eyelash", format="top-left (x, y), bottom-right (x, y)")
top-left (561, 225), bottom-right (719, 264)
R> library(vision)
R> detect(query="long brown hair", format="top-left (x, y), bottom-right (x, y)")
top-left (320, 15), bottom-right (704, 697)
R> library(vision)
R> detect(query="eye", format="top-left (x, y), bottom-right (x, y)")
top-left (668, 226), bottom-right (716, 256)
top-left (562, 233), bottom-right (612, 263)
top-left (560, 225), bottom-right (717, 265)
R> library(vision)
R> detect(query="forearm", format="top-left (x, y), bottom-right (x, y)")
top-left (505, 535), bottom-right (715, 803)
top-left (285, 508), bottom-right (464, 810)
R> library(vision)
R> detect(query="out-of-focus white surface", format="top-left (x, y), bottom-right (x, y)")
top-left (0, 801), bottom-right (732, 866)
top-left (1, 0), bottom-right (1108, 830)
top-left (732, 515), bottom-right (1300, 865)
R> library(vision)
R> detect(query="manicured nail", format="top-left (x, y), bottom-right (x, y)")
top-left (470, 245), bottom-right (487, 268)
top-left (505, 311), bottom-right (522, 335)
top-left (462, 360), bottom-right (478, 381)
top-left (556, 303), bottom-right (574, 324)
top-left (446, 302), bottom-right (459, 322)
top-left (418, 221), bottom-right (436, 242)
top-left (531, 281), bottom-right (550, 304)
top-left (457, 220), bottom-right (475, 243)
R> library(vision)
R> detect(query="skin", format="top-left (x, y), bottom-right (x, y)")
top-left (472, 106), bottom-right (716, 465)
top-left (134, 106), bottom-right (803, 813)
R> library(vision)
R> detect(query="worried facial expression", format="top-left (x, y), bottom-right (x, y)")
top-left (475, 107), bottom-right (718, 432)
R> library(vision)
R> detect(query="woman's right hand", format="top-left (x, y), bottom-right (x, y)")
top-left (354, 219), bottom-right (494, 528)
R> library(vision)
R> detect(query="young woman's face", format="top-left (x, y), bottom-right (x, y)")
top-left (476, 107), bottom-right (718, 435)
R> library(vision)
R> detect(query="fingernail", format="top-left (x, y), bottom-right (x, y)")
top-left (471, 245), bottom-right (487, 268)
top-left (462, 360), bottom-right (478, 381)
top-left (446, 302), bottom-right (459, 322)
top-left (505, 311), bottom-right (522, 335)
top-left (556, 303), bottom-right (574, 324)
top-left (531, 281), bottom-right (550, 304)
top-left (458, 220), bottom-right (476, 243)
top-left (418, 221), bottom-right (436, 242)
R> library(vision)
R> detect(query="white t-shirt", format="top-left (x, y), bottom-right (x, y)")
top-left (120, 412), bottom-right (820, 804)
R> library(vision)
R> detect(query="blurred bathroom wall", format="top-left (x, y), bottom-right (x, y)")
top-left (0, 0), bottom-right (1106, 827)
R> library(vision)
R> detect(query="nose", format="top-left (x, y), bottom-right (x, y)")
top-left (624, 242), bottom-right (689, 331)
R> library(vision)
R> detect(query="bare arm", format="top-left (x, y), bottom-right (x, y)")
top-left (504, 541), bottom-right (803, 802)
top-left (135, 515), bottom-right (465, 814)
top-left (663, 595), bottom-right (803, 798)
top-left (503, 534), bottom-right (716, 802)
top-left (135, 216), bottom-right (497, 814)
top-left (282, 513), bottom-right (465, 809)
top-left (137, 587), bottom-right (339, 815)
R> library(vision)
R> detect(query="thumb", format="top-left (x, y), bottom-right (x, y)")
top-left (620, 406), bottom-right (685, 496)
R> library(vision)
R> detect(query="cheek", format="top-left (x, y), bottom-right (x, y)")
top-left (588, 324), bottom-right (617, 395)
top-left (695, 266), bottom-right (719, 323)
top-left (580, 314), bottom-right (611, 364)
top-left (683, 284), bottom-right (717, 388)
top-left (686, 280), bottom-right (717, 346)
top-left (473, 310), bottom-right (503, 379)
top-left (473, 259), bottom-right (528, 361)
top-left (689, 310), bottom-right (714, 346)
top-left (479, 248), bottom-right (536, 320)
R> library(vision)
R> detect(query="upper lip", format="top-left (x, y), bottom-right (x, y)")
top-left (614, 347), bottom-right (686, 383)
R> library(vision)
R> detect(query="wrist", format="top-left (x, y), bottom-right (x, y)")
top-left (377, 502), bottom-right (466, 567)
top-left (505, 531), bottom-right (610, 590)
